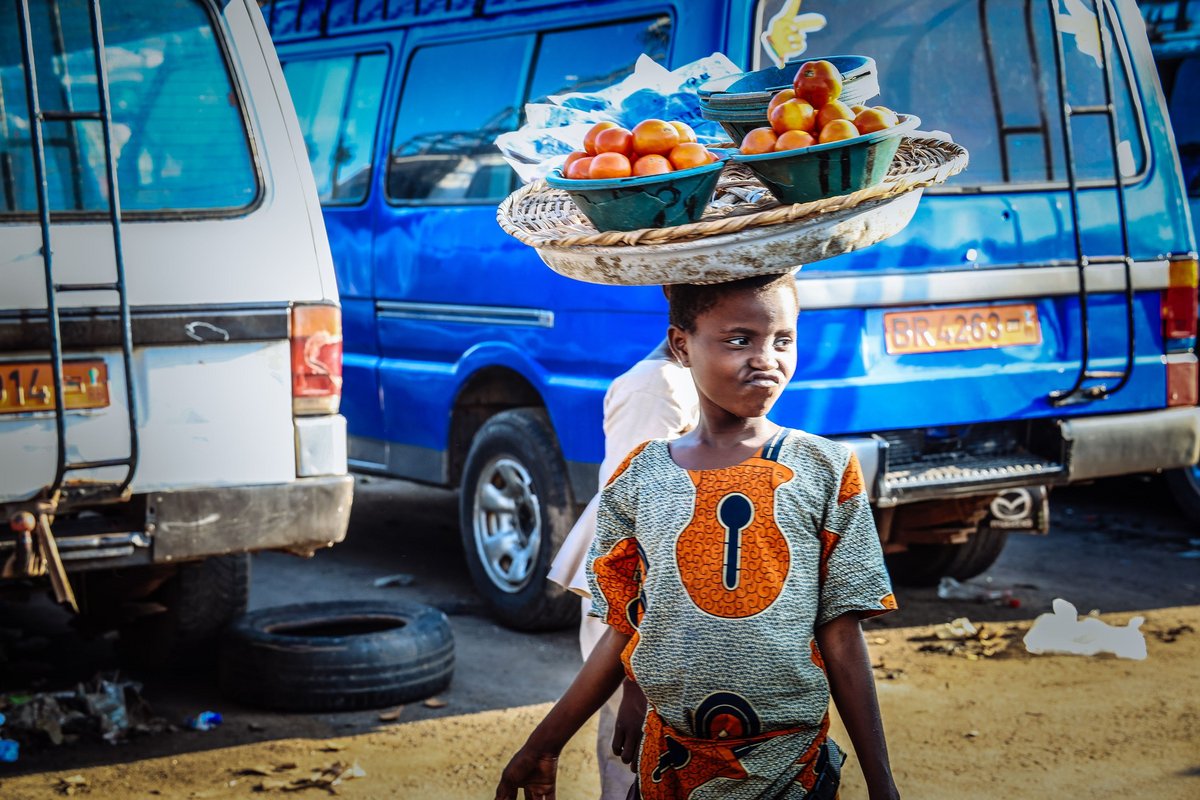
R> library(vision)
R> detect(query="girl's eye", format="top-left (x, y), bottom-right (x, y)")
top-left (775, 337), bottom-right (794, 349)
top-left (727, 337), bottom-right (749, 347)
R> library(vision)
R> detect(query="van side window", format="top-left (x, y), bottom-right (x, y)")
top-left (0, 0), bottom-right (257, 216)
top-left (1168, 56), bottom-right (1199, 197)
top-left (387, 35), bottom-right (530, 203)
top-left (284, 52), bottom-right (388, 204)
top-left (527, 16), bottom-right (672, 104)
top-left (752, 0), bottom-right (1147, 190)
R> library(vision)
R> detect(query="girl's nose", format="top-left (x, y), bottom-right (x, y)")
top-left (749, 347), bottom-right (777, 370)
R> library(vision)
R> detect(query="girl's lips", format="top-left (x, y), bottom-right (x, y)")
top-left (745, 372), bottom-right (781, 387)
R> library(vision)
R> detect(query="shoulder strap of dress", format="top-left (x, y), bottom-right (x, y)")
top-left (760, 428), bottom-right (791, 462)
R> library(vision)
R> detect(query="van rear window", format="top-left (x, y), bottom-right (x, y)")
top-left (0, 0), bottom-right (257, 217)
top-left (752, 0), bottom-right (1148, 190)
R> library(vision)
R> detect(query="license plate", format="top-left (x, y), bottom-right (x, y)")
top-left (0, 360), bottom-right (109, 414)
top-left (884, 304), bottom-right (1042, 355)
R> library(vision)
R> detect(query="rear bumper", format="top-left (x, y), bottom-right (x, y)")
top-left (1059, 407), bottom-right (1200, 482)
top-left (150, 474), bottom-right (353, 561)
top-left (840, 406), bottom-right (1200, 506)
top-left (1, 475), bottom-right (353, 573)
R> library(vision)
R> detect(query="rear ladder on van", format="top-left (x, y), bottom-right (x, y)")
top-left (7, 0), bottom-right (139, 609)
top-left (1047, 0), bottom-right (1138, 405)
top-left (982, 0), bottom-right (1137, 405)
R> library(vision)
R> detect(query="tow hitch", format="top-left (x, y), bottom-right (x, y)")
top-left (3, 494), bottom-right (78, 612)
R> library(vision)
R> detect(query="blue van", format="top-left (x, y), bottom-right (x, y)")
top-left (262, 0), bottom-right (1199, 630)
top-left (1142, 0), bottom-right (1200, 520)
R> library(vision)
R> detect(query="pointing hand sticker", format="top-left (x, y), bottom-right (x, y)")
top-left (1057, 0), bottom-right (1109, 69)
top-left (761, 0), bottom-right (828, 69)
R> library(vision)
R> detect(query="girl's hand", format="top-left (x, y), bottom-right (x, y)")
top-left (611, 678), bottom-right (647, 765)
top-left (494, 747), bottom-right (559, 800)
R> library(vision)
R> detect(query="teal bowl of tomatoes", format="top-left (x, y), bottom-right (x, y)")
top-left (730, 114), bottom-right (920, 205)
top-left (545, 153), bottom-right (728, 233)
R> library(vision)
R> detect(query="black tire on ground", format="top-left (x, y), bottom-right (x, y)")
top-left (116, 554), bottom-right (250, 669)
top-left (218, 600), bottom-right (454, 712)
top-left (1164, 466), bottom-right (1200, 524)
top-left (459, 407), bottom-right (580, 632)
top-left (885, 528), bottom-right (1009, 587)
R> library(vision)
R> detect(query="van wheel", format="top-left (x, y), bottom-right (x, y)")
top-left (218, 600), bottom-right (453, 712)
top-left (1164, 465), bottom-right (1200, 524)
top-left (459, 408), bottom-right (579, 631)
top-left (885, 528), bottom-right (1009, 587)
top-left (117, 554), bottom-right (250, 669)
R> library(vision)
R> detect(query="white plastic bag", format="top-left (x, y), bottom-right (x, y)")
top-left (1022, 598), bottom-right (1147, 660)
top-left (494, 53), bottom-right (742, 184)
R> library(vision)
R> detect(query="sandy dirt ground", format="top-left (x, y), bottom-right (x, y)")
top-left (2, 603), bottom-right (1197, 800)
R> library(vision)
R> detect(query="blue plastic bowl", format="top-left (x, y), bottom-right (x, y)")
top-left (729, 114), bottom-right (920, 205)
top-left (545, 154), bottom-right (728, 232)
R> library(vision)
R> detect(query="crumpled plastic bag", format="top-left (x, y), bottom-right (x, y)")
top-left (1022, 598), bottom-right (1147, 660)
top-left (495, 52), bottom-right (742, 184)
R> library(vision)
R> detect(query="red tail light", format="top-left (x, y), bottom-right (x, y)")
top-left (1167, 356), bottom-right (1198, 407)
top-left (1163, 257), bottom-right (1198, 342)
top-left (291, 304), bottom-right (342, 415)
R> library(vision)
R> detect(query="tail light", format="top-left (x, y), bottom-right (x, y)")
top-left (1163, 257), bottom-right (1197, 343)
top-left (291, 304), bottom-right (342, 415)
top-left (1164, 256), bottom-right (1198, 407)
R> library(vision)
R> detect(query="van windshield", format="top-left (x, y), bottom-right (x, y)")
top-left (0, 0), bottom-right (258, 217)
top-left (752, 0), bottom-right (1147, 190)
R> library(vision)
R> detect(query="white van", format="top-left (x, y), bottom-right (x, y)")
top-left (0, 0), bottom-right (349, 661)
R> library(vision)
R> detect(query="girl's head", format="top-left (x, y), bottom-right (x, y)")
top-left (666, 273), bottom-right (800, 422)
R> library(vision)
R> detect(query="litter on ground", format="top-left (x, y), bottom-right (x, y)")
top-left (1022, 598), bottom-right (1147, 660)
top-left (911, 617), bottom-right (1015, 659)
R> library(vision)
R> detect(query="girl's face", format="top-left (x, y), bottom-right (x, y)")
top-left (669, 284), bottom-right (799, 423)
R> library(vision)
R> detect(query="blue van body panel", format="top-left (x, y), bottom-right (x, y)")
top-left (268, 0), bottom-right (1194, 491)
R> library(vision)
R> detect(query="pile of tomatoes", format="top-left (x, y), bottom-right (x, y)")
top-left (740, 59), bottom-right (900, 155)
top-left (562, 119), bottom-right (720, 180)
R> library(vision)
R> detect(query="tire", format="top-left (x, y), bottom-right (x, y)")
top-left (1164, 465), bottom-right (1200, 524)
top-left (116, 554), bottom-right (250, 669)
top-left (885, 528), bottom-right (1009, 587)
top-left (943, 527), bottom-right (1009, 581)
top-left (459, 407), bottom-right (579, 631)
top-left (218, 600), bottom-right (454, 712)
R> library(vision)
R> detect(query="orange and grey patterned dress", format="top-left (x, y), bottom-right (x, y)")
top-left (586, 429), bottom-right (896, 800)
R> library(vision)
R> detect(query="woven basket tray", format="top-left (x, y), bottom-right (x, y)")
top-left (497, 136), bottom-right (968, 285)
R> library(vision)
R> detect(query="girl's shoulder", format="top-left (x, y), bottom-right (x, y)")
top-left (603, 438), bottom-right (673, 489)
top-left (776, 429), bottom-right (854, 474)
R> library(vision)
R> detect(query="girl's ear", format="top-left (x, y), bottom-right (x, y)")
top-left (667, 325), bottom-right (690, 367)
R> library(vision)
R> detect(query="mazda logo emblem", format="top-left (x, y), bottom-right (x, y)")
top-left (990, 489), bottom-right (1033, 521)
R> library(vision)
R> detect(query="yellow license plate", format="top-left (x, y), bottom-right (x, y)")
top-left (0, 360), bottom-right (109, 414)
top-left (884, 304), bottom-right (1042, 355)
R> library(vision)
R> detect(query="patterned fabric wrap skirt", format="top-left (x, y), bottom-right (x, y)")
top-left (636, 708), bottom-right (843, 800)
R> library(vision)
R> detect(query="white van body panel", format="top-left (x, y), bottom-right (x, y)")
top-left (0, 342), bottom-right (294, 501)
top-left (0, 0), bottom-right (351, 560)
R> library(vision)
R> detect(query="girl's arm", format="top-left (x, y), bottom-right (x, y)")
top-left (815, 613), bottom-right (900, 800)
top-left (495, 626), bottom-right (633, 800)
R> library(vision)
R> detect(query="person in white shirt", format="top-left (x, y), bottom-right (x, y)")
top-left (547, 338), bottom-right (699, 800)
